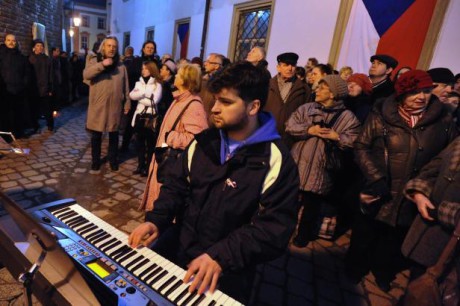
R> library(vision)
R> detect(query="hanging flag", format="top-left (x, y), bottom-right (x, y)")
top-left (175, 22), bottom-right (190, 60)
top-left (336, 0), bottom-right (437, 74)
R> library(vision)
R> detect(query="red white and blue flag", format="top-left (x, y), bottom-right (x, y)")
top-left (337, 0), bottom-right (438, 73)
top-left (175, 22), bottom-right (190, 60)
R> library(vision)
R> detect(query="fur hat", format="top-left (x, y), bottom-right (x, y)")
top-left (347, 73), bottom-right (372, 95)
top-left (370, 54), bottom-right (398, 69)
top-left (395, 69), bottom-right (433, 97)
top-left (320, 75), bottom-right (349, 100)
top-left (163, 59), bottom-right (177, 74)
top-left (427, 68), bottom-right (454, 84)
top-left (276, 52), bottom-right (299, 66)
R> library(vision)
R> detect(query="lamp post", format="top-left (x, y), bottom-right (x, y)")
top-left (71, 16), bottom-right (81, 53)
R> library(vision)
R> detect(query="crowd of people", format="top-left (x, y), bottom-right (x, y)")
top-left (2, 32), bottom-right (460, 305)
top-left (0, 34), bottom-right (87, 138)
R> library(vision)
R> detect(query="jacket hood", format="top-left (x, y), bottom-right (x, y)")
top-left (219, 111), bottom-right (280, 163)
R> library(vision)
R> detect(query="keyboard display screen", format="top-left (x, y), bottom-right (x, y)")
top-left (87, 260), bottom-right (111, 279)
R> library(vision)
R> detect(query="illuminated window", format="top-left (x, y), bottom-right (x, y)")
top-left (230, 2), bottom-right (272, 61)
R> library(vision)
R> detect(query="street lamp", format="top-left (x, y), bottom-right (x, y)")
top-left (69, 27), bottom-right (75, 37)
top-left (73, 17), bottom-right (81, 27)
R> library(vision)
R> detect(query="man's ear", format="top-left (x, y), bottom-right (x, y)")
top-left (386, 67), bottom-right (394, 76)
top-left (248, 99), bottom-right (261, 115)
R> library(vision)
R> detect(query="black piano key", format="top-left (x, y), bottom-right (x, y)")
top-left (164, 279), bottom-right (182, 297)
top-left (74, 223), bottom-right (94, 234)
top-left (79, 225), bottom-right (98, 236)
top-left (129, 258), bottom-right (150, 273)
top-left (138, 263), bottom-right (158, 279)
top-left (112, 247), bottom-right (133, 261)
top-left (124, 255), bottom-right (144, 269)
top-left (92, 233), bottom-right (111, 245)
top-left (191, 294), bottom-right (206, 306)
top-left (207, 301), bottom-right (216, 306)
top-left (148, 269), bottom-right (168, 287)
top-left (88, 231), bottom-right (108, 243)
top-left (86, 229), bottom-right (104, 240)
top-left (55, 210), bottom-right (77, 220)
top-left (174, 287), bottom-right (191, 304)
top-left (116, 249), bottom-right (138, 263)
top-left (68, 217), bottom-right (88, 228)
top-left (109, 245), bottom-right (130, 257)
top-left (51, 206), bottom-right (71, 215)
top-left (98, 237), bottom-right (117, 250)
top-left (144, 266), bottom-right (163, 282)
top-left (158, 275), bottom-right (177, 293)
top-left (100, 240), bottom-right (121, 253)
top-left (182, 289), bottom-right (198, 306)
top-left (64, 215), bottom-right (83, 225)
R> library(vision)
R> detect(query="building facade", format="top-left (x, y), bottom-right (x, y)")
top-left (68, 0), bottom-right (108, 54)
top-left (109, 0), bottom-right (460, 75)
top-left (0, 0), bottom-right (64, 55)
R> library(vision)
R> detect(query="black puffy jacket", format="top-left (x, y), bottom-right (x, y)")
top-left (355, 95), bottom-right (458, 226)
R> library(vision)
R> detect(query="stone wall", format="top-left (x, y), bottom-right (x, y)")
top-left (0, 0), bottom-right (64, 55)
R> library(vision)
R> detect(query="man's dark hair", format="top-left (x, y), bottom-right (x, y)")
top-left (208, 61), bottom-right (269, 109)
top-left (315, 63), bottom-right (333, 75)
top-left (308, 57), bottom-right (319, 66)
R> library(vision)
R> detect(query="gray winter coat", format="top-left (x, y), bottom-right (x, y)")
top-left (285, 101), bottom-right (361, 194)
top-left (83, 55), bottom-right (130, 132)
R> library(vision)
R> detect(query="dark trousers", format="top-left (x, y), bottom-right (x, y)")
top-left (30, 95), bottom-right (54, 130)
top-left (0, 92), bottom-right (26, 137)
top-left (296, 191), bottom-right (334, 241)
top-left (135, 127), bottom-right (157, 169)
top-left (121, 100), bottom-right (138, 149)
top-left (345, 213), bottom-right (409, 283)
top-left (91, 131), bottom-right (119, 166)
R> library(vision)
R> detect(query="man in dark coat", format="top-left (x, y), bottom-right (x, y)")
top-left (402, 136), bottom-right (460, 304)
top-left (0, 34), bottom-right (30, 137)
top-left (128, 62), bottom-right (299, 304)
top-left (368, 54), bottom-right (398, 103)
top-left (264, 52), bottom-right (310, 148)
top-left (29, 39), bottom-right (54, 132)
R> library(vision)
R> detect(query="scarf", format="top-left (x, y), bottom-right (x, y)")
top-left (398, 104), bottom-right (426, 127)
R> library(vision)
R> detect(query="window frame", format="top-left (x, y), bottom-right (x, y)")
top-left (81, 15), bottom-right (90, 28)
top-left (228, 0), bottom-right (274, 62)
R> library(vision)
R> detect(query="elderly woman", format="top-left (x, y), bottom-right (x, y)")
top-left (286, 75), bottom-right (361, 246)
top-left (345, 70), bottom-right (458, 291)
top-left (83, 36), bottom-right (130, 172)
top-left (139, 64), bottom-right (208, 211)
top-left (345, 73), bottom-right (373, 124)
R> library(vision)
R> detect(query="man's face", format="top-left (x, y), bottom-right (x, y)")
top-left (311, 67), bottom-right (325, 85)
top-left (211, 87), bottom-right (257, 131)
top-left (52, 48), bottom-right (60, 57)
top-left (455, 78), bottom-right (460, 92)
top-left (103, 39), bottom-right (117, 58)
top-left (306, 60), bottom-right (314, 70)
top-left (369, 60), bottom-right (392, 78)
top-left (402, 89), bottom-right (432, 110)
top-left (33, 43), bottom-right (44, 55)
top-left (277, 62), bottom-right (295, 80)
top-left (246, 47), bottom-right (263, 64)
top-left (204, 55), bottom-right (222, 74)
top-left (432, 82), bottom-right (453, 103)
top-left (143, 43), bottom-right (155, 56)
top-left (5, 35), bottom-right (16, 49)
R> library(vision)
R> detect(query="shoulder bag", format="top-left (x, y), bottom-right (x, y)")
top-left (155, 99), bottom-right (199, 184)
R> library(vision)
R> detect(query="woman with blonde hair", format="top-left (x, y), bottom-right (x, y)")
top-left (139, 64), bottom-right (208, 211)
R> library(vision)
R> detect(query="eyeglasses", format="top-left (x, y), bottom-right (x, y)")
top-left (205, 60), bottom-right (222, 66)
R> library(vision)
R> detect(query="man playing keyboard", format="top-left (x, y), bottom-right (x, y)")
top-left (129, 61), bottom-right (300, 304)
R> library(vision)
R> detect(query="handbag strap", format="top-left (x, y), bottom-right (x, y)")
top-left (165, 99), bottom-right (200, 142)
top-left (427, 220), bottom-right (460, 279)
top-left (324, 109), bottom-right (345, 129)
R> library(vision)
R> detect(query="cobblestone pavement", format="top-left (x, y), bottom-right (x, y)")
top-left (0, 99), bottom-right (408, 306)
